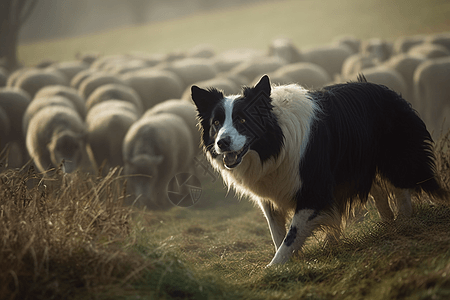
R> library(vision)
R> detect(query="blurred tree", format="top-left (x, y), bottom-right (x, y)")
top-left (0, 0), bottom-right (37, 71)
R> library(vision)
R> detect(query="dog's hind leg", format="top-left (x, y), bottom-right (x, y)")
top-left (393, 188), bottom-right (413, 218)
top-left (370, 184), bottom-right (395, 222)
top-left (267, 209), bottom-right (320, 266)
top-left (259, 200), bottom-right (287, 251)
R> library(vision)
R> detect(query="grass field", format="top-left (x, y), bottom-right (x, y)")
top-left (18, 0), bottom-right (450, 66)
top-left (4, 0), bottom-right (450, 299)
top-left (1, 131), bottom-right (450, 299)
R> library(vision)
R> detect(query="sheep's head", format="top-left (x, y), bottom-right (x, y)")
top-left (123, 154), bottom-right (164, 207)
top-left (48, 130), bottom-right (85, 173)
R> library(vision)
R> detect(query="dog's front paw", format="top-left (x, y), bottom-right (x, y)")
top-left (266, 252), bottom-right (290, 267)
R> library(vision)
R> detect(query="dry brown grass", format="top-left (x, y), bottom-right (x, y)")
top-left (0, 164), bottom-right (141, 299)
top-left (0, 162), bottom-right (231, 300)
top-left (436, 129), bottom-right (450, 192)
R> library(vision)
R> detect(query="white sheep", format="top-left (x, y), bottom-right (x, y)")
top-left (89, 54), bottom-right (128, 71)
top-left (408, 42), bottom-right (450, 59)
top-left (268, 38), bottom-right (303, 64)
top-left (86, 100), bottom-right (140, 124)
top-left (86, 102), bottom-right (139, 172)
top-left (143, 99), bottom-right (200, 152)
top-left (384, 54), bottom-right (426, 103)
top-left (122, 69), bottom-right (184, 111)
top-left (102, 52), bottom-right (160, 71)
top-left (99, 56), bottom-right (152, 74)
top-left (75, 52), bottom-right (101, 66)
top-left (0, 87), bottom-right (32, 167)
top-left (302, 44), bottom-right (353, 79)
top-left (258, 73), bottom-right (293, 85)
top-left (413, 56), bottom-right (450, 135)
top-left (340, 53), bottom-right (379, 79)
top-left (22, 95), bottom-right (77, 137)
top-left (70, 69), bottom-right (98, 90)
top-left (0, 67), bottom-right (8, 87)
top-left (331, 35), bottom-right (361, 54)
top-left (360, 38), bottom-right (393, 62)
top-left (128, 51), bottom-right (165, 67)
top-left (229, 56), bottom-right (285, 82)
top-left (26, 106), bottom-right (88, 173)
top-left (85, 83), bottom-right (143, 113)
top-left (425, 32), bottom-right (450, 52)
top-left (6, 67), bottom-right (32, 87)
top-left (272, 62), bottom-right (331, 89)
top-left (143, 99), bottom-right (226, 184)
top-left (78, 72), bottom-right (126, 99)
top-left (123, 113), bottom-right (193, 209)
top-left (354, 66), bottom-right (407, 98)
top-left (164, 50), bottom-right (186, 62)
top-left (34, 85), bottom-right (86, 119)
top-left (160, 58), bottom-right (218, 90)
top-left (181, 77), bottom-right (239, 101)
top-left (109, 59), bottom-right (149, 75)
top-left (393, 34), bottom-right (426, 54)
top-left (212, 48), bottom-right (264, 73)
top-left (0, 105), bottom-right (10, 151)
top-left (14, 68), bottom-right (69, 98)
top-left (187, 44), bottom-right (216, 59)
top-left (50, 61), bottom-right (89, 82)
top-left (220, 72), bottom-right (249, 87)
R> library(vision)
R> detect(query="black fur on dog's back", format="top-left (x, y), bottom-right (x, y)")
top-left (297, 75), bottom-right (446, 214)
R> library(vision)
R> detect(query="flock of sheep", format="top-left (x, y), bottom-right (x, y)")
top-left (0, 31), bottom-right (449, 209)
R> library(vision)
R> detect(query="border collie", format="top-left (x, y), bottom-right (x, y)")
top-left (191, 75), bottom-right (446, 266)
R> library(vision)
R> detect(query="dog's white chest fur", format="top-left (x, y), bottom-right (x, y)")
top-left (209, 84), bottom-right (320, 213)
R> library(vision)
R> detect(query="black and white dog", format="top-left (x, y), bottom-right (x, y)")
top-left (191, 75), bottom-right (446, 266)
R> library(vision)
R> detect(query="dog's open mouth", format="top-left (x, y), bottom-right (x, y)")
top-left (222, 146), bottom-right (249, 169)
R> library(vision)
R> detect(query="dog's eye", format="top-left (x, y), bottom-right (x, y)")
top-left (240, 118), bottom-right (246, 124)
top-left (214, 120), bottom-right (220, 126)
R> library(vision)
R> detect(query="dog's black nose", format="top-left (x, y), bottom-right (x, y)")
top-left (217, 137), bottom-right (231, 150)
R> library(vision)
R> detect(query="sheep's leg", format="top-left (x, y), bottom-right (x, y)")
top-left (259, 200), bottom-right (286, 251)
top-left (267, 209), bottom-right (319, 266)
top-left (371, 184), bottom-right (395, 222)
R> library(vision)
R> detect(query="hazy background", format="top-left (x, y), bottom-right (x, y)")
top-left (19, 0), bottom-right (269, 43)
top-left (16, 0), bottom-right (450, 67)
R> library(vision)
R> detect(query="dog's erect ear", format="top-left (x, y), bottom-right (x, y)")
top-left (254, 75), bottom-right (271, 96)
top-left (191, 85), bottom-right (223, 113)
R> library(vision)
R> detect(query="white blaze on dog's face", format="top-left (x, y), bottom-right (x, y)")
top-left (209, 94), bottom-right (250, 169)
top-left (215, 96), bottom-right (247, 153)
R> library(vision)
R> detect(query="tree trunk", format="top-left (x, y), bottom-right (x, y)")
top-left (0, 0), bottom-right (37, 71)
